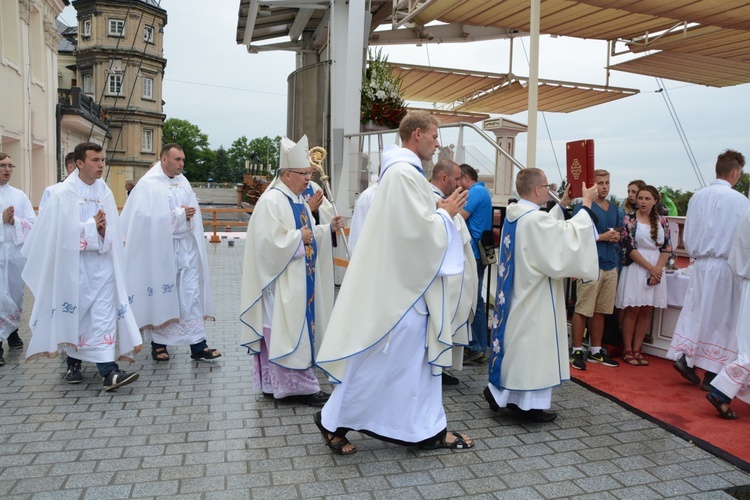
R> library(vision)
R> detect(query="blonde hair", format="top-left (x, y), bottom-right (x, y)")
top-left (398, 111), bottom-right (439, 143)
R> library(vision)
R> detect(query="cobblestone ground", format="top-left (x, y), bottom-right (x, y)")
top-left (0, 239), bottom-right (748, 499)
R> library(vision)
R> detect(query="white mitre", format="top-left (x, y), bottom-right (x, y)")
top-left (279, 135), bottom-right (310, 171)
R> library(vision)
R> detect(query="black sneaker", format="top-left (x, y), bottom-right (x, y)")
top-left (7, 330), bottom-right (23, 350)
top-left (570, 349), bottom-right (586, 370)
top-left (442, 372), bottom-right (459, 386)
top-left (65, 363), bottom-right (83, 384)
top-left (701, 372), bottom-right (717, 392)
top-left (102, 370), bottom-right (139, 391)
top-left (587, 349), bottom-right (619, 367)
top-left (673, 354), bottom-right (700, 385)
top-left (0, 355), bottom-right (5, 367)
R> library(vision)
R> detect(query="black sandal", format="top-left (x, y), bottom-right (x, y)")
top-left (706, 393), bottom-right (738, 420)
top-left (314, 411), bottom-right (356, 455)
top-left (190, 348), bottom-right (222, 360)
top-left (151, 347), bottom-right (170, 361)
top-left (418, 431), bottom-right (474, 450)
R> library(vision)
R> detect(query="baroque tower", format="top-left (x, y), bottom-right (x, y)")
top-left (72, 0), bottom-right (166, 206)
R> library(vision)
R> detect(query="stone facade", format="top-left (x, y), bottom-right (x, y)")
top-left (72, 0), bottom-right (167, 206)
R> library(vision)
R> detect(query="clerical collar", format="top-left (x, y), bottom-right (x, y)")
top-left (518, 198), bottom-right (541, 210)
top-left (430, 183), bottom-right (446, 199)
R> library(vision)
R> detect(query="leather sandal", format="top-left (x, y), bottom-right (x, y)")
top-left (418, 431), bottom-right (474, 450)
top-left (633, 351), bottom-right (649, 366)
top-left (622, 351), bottom-right (639, 366)
top-left (190, 348), bottom-right (221, 360)
top-left (151, 347), bottom-right (170, 361)
top-left (314, 411), bottom-right (356, 455)
top-left (706, 393), bottom-right (738, 420)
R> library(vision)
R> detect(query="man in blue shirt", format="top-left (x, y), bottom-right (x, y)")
top-left (459, 164), bottom-right (493, 362)
top-left (570, 169), bottom-right (623, 370)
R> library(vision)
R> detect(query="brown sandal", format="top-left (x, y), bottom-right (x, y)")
top-left (634, 351), bottom-right (649, 366)
top-left (622, 351), bottom-right (639, 366)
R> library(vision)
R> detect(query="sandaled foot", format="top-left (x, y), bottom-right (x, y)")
top-left (190, 348), bottom-right (221, 360)
top-left (633, 351), bottom-right (649, 366)
top-left (151, 347), bottom-right (170, 361)
top-left (418, 431), bottom-right (474, 450)
top-left (706, 393), bottom-right (738, 420)
top-left (622, 351), bottom-right (639, 366)
top-left (314, 411), bottom-right (356, 455)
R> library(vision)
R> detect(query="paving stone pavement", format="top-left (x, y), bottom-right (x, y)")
top-left (1, 239), bottom-right (749, 499)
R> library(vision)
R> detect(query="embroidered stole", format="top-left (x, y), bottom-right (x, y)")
top-left (282, 191), bottom-right (317, 348)
top-left (489, 213), bottom-right (525, 390)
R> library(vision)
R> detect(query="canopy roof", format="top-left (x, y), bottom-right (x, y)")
top-left (390, 63), bottom-right (639, 114)
top-left (237, 0), bottom-right (750, 88)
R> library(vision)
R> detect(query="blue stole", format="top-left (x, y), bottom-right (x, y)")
top-left (488, 212), bottom-right (525, 390)
top-left (301, 185), bottom-right (314, 200)
top-left (279, 189), bottom-right (317, 348)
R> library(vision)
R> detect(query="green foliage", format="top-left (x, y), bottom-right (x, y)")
top-left (212, 146), bottom-right (232, 183)
top-left (657, 186), bottom-right (692, 216)
top-left (228, 136), bottom-right (253, 182)
top-left (162, 118), bottom-right (213, 181)
top-left (734, 172), bottom-right (750, 198)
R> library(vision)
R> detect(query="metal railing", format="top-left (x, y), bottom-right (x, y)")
top-left (200, 207), bottom-right (253, 243)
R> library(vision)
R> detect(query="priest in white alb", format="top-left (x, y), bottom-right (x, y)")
top-left (429, 158), bottom-right (478, 385)
top-left (484, 169), bottom-right (599, 422)
top-left (668, 150), bottom-right (750, 389)
top-left (313, 112), bottom-right (473, 455)
top-left (120, 143), bottom-right (219, 363)
top-left (706, 206), bottom-right (750, 419)
top-left (240, 135), bottom-right (344, 407)
top-left (0, 153), bottom-right (35, 362)
top-left (22, 142), bottom-right (141, 391)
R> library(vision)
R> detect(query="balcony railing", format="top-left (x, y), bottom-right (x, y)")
top-left (58, 87), bottom-right (108, 128)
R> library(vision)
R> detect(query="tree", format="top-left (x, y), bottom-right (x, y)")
top-left (733, 172), bottom-right (750, 198)
top-left (250, 135), bottom-right (281, 174)
top-left (228, 136), bottom-right (253, 182)
top-left (212, 146), bottom-right (232, 183)
top-left (657, 186), bottom-right (693, 216)
top-left (162, 118), bottom-right (213, 181)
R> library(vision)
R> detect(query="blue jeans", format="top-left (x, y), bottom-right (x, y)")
top-left (67, 356), bottom-right (118, 377)
top-left (469, 260), bottom-right (488, 353)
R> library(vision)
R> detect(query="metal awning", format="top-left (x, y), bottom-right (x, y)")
top-left (410, 0), bottom-right (683, 41)
top-left (407, 107), bottom-right (489, 124)
top-left (626, 25), bottom-right (750, 61)
top-left (389, 63), bottom-right (639, 115)
top-left (610, 52), bottom-right (750, 87)
top-left (238, 1), bottom-right (750, 87)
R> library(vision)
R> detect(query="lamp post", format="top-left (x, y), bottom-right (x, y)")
top-left (266, 144), bottom-right (271, 174)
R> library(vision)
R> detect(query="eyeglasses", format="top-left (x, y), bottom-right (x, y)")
top-left (288, 170), bottom-right (313, 178)
top-left (0, 164), bottom-right (15, 170)
top-left (537, 184), bottom-right (551, 189)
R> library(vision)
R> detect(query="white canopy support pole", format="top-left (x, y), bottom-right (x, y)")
top-left (330, 0), bottom-right (366, 213)
top-left (455, 125), bottom-right (465, 164)
top-left (526, 0), bottom-right (540, 168)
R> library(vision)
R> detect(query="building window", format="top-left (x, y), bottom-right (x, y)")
top-left (108, 19), bottom-right (125, 37)
top-left (143, 129), bottom-right (153, 152)
top-left (143, 77), bottom-right (153, 99)
top-left (144, 25), bottom-right (154, 43)
top-left (108, 74), bottom-right (122, 95)
top-left (83, 19), bottom-right (91, 37)
top-left (83, 74), bottom-right (92, 93)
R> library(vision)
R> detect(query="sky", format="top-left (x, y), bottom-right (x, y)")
top-left (58, 1), bottom-right (750, 198)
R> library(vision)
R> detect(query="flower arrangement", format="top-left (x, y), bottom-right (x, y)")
top-left (360, 48), bottom-right (407, 129)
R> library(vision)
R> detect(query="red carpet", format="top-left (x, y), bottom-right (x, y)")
top-left (571, 355), bottom-right (750, 472)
